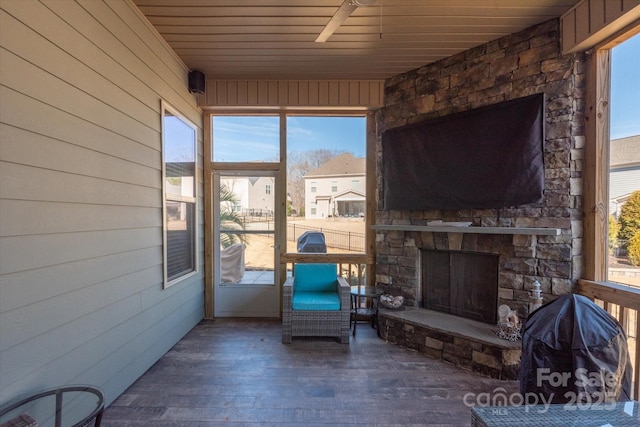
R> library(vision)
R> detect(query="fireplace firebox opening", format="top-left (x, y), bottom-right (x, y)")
top-left (421, 250), bottom-right (498, 324)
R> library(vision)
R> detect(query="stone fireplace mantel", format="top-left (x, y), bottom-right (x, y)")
top-left (371, 224), bottom-right (561, 236)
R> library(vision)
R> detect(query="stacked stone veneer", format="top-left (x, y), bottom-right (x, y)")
top-left (375, 19), bottom-right (586, 374)
top-left (380, 311), bottom-right (522, 380)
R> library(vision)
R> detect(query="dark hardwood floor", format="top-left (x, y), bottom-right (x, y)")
top-left (102, 318), bottom-right (518, 426)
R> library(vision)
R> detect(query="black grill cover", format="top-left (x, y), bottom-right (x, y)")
top-left (520, 294), bottom-right (632, 403)
top-left (297, 231), bottom-right (326, 253)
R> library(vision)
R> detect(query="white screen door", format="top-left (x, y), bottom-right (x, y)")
top-left (213, 171), bottom-right (280, 317)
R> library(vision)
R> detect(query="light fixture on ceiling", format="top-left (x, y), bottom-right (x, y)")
top-left (315, 0), bottom-right (377, 43)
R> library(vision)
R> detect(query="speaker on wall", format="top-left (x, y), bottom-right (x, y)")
top-left (188, 70), bottom-right (205, 94)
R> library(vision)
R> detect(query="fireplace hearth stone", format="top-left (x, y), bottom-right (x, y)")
top-left (379, 307), bottom-right (521, 380)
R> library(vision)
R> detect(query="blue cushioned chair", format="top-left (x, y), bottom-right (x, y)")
top-left (282, 263), bottom-right (350, 344)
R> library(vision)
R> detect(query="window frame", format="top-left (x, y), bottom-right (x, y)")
top-left (584, 26), bottom-right (640, 282)
top-left (204, 110), bottom-right (376, 318)
top-left (162, 101), bottom-right (199, 288)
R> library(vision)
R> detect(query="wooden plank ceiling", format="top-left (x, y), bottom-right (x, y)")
top-left (134, 0), bottom-right (580, 81)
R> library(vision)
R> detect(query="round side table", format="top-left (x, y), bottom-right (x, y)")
top-left (0, 385), bottom-right (104, 427)
top-left (351, 286), bottom-right (381, 337)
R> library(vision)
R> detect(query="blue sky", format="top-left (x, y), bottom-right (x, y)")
top-left (212, 116), bottom-right (280, 162)
top-left (611, 33), bottom-right (639, 140)
top-left (287, 116), bottom-right (365, 157)
top-left (212, 116), bottom-right (365, 162)
top-left (164, 116), bottom-right (196, 162)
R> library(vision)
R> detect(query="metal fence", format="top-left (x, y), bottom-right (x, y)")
top-left (240, 215), bottom-right (275, 230)
top-left (287, 223), bottom-right (365, 252)
top-left (230, 217), bottom-right (365, 253)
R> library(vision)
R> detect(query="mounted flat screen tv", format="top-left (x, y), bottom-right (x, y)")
top-left (382, 93), bottom-right (545, 210)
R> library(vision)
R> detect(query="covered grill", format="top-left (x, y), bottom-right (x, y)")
top-left (520, 294), bottom-right (632, 403)
top-left (297, 231), bottom-right (327, 253)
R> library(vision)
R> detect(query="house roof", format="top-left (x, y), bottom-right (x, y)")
top-left (333, 190), bottom-right (365, 201)
top-left (133, 0), bottom-right (579, 80)
top-left (306, 153), bottom-right (365, 177)
top-left (611, 192), bottom-right (634, 204)
top-left (611, 135), bottom-right (640, 167)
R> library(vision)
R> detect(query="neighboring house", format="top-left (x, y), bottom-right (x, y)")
top-left (609, 135), bottom-right (640, 218)
top-left (221, 176), bottom-right (275, 217)
top-left (304, 153), bottom-right (365, 219)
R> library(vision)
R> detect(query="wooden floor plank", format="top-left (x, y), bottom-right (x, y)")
top-left (102, 318), bottom-right (518, 426)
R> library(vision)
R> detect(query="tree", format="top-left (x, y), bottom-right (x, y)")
top-left (609, 215), bottom-right (621, 253)
top-left (619, 190), bottom-right (640, 244)
top-left (286, 149), bottom-right (343, 215)
top-left (219, 183), bottom-right (245, 248)
top-left (629, 231), bottom-right (640, 267)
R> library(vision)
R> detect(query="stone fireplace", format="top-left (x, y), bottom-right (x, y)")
top-left (372, 19), bottom-right (586, 379)
top-left (374, 227), bottom-right (572, 319)
top-left (373, 227), bottom-right (567, 380)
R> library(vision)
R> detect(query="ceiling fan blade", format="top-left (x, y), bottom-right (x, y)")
top-left (315, 0), bottom-right (358, 43)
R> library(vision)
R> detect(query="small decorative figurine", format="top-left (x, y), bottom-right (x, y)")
top-left (496, 304), bottom-right (521, 341)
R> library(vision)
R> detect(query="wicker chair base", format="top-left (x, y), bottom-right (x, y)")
top-left (282, 274), bottom-right (350, 344)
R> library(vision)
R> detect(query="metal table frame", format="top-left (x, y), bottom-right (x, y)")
top-left (351, 285), bottom-right (380, 337)
top-left (0, 385), bottom-right (104, 427)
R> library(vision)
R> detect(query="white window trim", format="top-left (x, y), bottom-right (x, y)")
top-left (162, 100), bottom-right (199, 288)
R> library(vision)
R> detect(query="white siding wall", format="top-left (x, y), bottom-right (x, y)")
top-left (247, 177), bottom-right (275, 215)
top-left (610, 167), bottom-right (640, 200)
top-left (610, 167), bottom-right (640, 217)
top-left (0, 0), bottom-right (204, 406)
